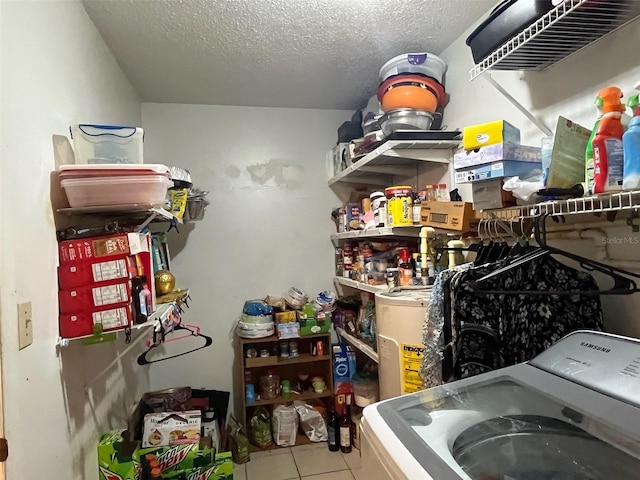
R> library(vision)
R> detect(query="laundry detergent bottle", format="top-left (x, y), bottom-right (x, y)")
top-left (593, 109), bottom-right (625, 194)
top-left (586, 87), bottom-right (625, 194)
top-left (623, 94), bottom-right (640, 190)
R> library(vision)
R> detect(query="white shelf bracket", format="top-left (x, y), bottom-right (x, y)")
top-left (483, 73), bottom-right (553, 137)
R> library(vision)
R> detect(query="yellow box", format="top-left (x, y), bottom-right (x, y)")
top-left (275, 310), bottom-right (297, 323)
top-left (463, 120), bottom-right (520, 151)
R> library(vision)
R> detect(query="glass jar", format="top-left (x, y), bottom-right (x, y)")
top-left (437, 183), bottom-right (449, 201)
top-left (425, 185), bottom-right (437, 202)
top-left (260, 372), bottom-right (280, 399)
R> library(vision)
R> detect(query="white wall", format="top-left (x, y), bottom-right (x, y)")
top-left (141, 103), bottom-right (349, 408)
top-left (1, 2), bottom-right (144, 479)
top-left (440, 15), bottom-right (640, 337)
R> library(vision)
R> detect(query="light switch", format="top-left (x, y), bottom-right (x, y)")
top-left (17, 302), bottom-right (33, 350)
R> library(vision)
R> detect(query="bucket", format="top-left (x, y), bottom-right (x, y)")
top-left (385, 186), bottom-right (413, 226)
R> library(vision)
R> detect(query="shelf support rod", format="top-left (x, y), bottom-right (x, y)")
top-left (484, 73), bottom-right (553, 137)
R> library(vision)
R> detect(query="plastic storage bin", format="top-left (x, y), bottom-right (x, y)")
top-left (61, 175), bottom-right (173, 207)
top-left (59, 164), bottom-right (169, 178)
top-left (70, 124), bottom-right (144, 164)
top-left (379, 52), bottom-right (447, 84)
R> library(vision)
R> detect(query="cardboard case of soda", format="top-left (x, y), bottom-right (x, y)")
top-left (97, 429), bottom-right (233, 480)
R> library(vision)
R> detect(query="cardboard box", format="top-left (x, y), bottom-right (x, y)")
top-left (299, 313), bottom-right (332, 336)
top-left (59, 233), bottom-right (149, 265)
top-left (59, 305), bottom-right (133, 338)
top-left (142, 410), bottom-right (202, 448)
top-left (463, 120), bottom-right (520, 151)
top-left (134, 439), bottom-right (217, 478)
top-left (275, 310), bottom-right (297, 323)
top-left (58, 280), bottom-right (131, 314)
top-left (455, 160), bottom-right (542, 184)
top-left (277, 322), bottom-right (300, 339)
top-left (471, 179), bottom-right (517, 211)
top-left (420, 202), bottom-right (478, 232)
top-left (345, 203), bottom-right (360, 231)
top-left (98, 429), bottom-right (137, 480)
top-left (58, 256), bottom-right (134, 289)
top-left (453, 142), bottom-right (542, 169)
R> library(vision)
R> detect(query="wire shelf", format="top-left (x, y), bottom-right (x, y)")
top-left (470, 0), bottom-right (640, 80)
top-left (481, 190), bottom-right (640, 221)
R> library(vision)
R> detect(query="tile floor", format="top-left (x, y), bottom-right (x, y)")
top-left (234, 442), bottom-right (364, 480)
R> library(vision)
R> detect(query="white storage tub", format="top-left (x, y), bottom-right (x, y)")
top-left (379, 53), bottom-right (447, 83)
top-left (70, 124), bottom-right (144, 164)
top-left (61, 175), bottom-right (173, 208)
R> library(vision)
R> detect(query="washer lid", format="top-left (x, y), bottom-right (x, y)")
top-left (375, 288), bottom-right (432, 306)
top-left (372, 377), bottom-right (640, 480)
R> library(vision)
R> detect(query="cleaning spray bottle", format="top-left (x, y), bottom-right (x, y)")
top-left (586, 87), bottom-right (626, 194)
top-left (623, 93), bottom-right (640, 190)
top-left (592, 87), bottom-right (625, 194)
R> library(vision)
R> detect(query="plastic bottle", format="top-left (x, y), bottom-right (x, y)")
top-left (593, 109), bottom-right (624, 194)
top-left (327, 403), bottom-right (340, 452)
top-left (398, 248), bottom-right (413, 286)
top-left (437, 183), bottom-right (449, 201)
top-left (586, 87), bottom-right (625, 194)
top-left (623, 94), bottom-right (640, 190)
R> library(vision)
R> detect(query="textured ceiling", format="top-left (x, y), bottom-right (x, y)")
top-left (83, 0), bottom-right (494, 110)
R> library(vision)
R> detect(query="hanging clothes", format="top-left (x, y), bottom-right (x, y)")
top-left (420, 264), bottom-right (471, 389)
top-left (420, 254), bottom-right (603, 386)
top-left (450, 255), bottom-right (602, 379)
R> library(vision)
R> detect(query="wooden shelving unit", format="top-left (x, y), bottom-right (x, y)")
top-left (238, 332), bottom-right (333, 442)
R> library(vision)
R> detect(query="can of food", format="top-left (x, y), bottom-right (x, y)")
top-left (386, 268), bottom-right (400, 289)
top-left (385, 186), bottom-right (413, 226)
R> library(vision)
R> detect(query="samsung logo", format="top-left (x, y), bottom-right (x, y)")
top-left (580, 341), bottom-right (611, 353)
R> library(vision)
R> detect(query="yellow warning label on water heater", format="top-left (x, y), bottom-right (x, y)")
top-left (401, 343), bottom-right (426, 394)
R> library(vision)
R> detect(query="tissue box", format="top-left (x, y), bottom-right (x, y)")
top-left (471, 179), bottom-right (517, 211)
top-left (454, 142), bottom-right (542, 169)
top-left (455, 160), bottom-right (542, 184)
top-left (463, 120), bottom-right (520, 151)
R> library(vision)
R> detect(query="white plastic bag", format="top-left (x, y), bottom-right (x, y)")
top-left (272, 404), bottom-right (298, 447)
top-left (294, 401), bottom-right (328, 442)
top-left (503, 173), bottom-right (544, 201)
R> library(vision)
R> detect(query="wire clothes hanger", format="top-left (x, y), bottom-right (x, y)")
top-left (474, 213), bottom-right (640, 296)
top-left (137, 320), bottom-right (213, 365)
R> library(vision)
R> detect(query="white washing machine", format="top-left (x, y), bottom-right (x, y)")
top-left (375, 289), bottom-right (431, 400)
top-left (361, 330), bottom-right (640, 479)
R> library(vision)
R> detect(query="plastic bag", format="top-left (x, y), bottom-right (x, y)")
top-left (271, 404), bottom-right (298, 446)
top-left (503, 173), bottom-right (544, 201)
top-left (227, 414), bottom-right (250, 464)
top-left (294, 401), bottom-right (328, 442)
top-left (249, 406), bottom-right (273, 448)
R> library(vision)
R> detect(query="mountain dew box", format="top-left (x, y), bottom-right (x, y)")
top-left (134, 438), bottom-right (215, 477)
top-left (174, 452), bottom-right (233, 480)
top-left (98, 429), bottom-right (225, 480)
top-left (98, 429), bottom-right (138, 480)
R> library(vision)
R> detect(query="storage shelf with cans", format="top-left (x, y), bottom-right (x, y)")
top-left (469, 0), bottom-right (640, 80)
top-left (328, 139), bottom-right (460, 187)
top-left (331, 225), bottom-right (466, 244)
top-left (336, 327), bottom-right (379, 363)
top-left (237, 332), bottom-right (333, 433)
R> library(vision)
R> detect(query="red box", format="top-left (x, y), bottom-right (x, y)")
top-left (58, 256), bottom-right (135, 289)
top-left (58, 280), bottom-right (131, 314)
top-left (59, 234), bottom-right (133, 265)
top-left (59, 305), bottom-right (133, 338)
